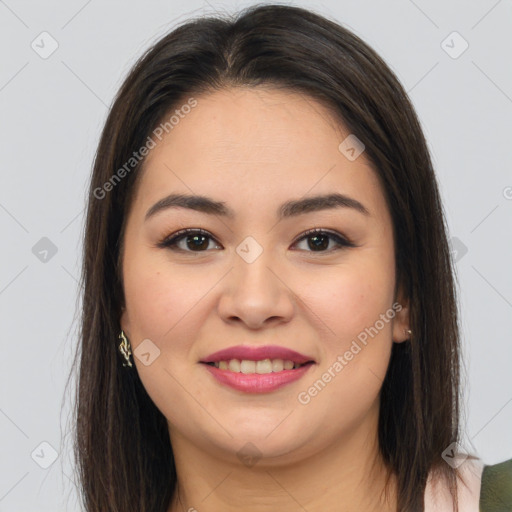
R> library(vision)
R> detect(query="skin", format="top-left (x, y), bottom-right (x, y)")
top-left (120, 86), bottom-right (411, 512)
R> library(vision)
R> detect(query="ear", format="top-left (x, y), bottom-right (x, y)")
top-left (392, 283), bottom-right (411, 344)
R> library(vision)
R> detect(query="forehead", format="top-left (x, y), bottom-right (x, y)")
top-left (132, 86), bottom-right (386, 219)
top-left (145, 86), bottom-right (349, 168)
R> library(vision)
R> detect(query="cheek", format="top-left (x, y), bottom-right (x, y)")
top-left (122, 256), bottom-right (213, 416)
top-left (123, 252), bottom-right (212, 342)
top-left (296, 255), bottom-right (396, 343)
top-left (294, 273), bottom-right (395, 437)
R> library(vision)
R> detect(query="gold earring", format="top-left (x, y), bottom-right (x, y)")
top-left (118, 330), bottom-right (133, 367)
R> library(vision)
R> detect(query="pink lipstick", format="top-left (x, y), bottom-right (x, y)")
top-left (200, 344), bottom-right (316, 393)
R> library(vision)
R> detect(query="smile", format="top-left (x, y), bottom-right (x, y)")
top-left (204, 358), bottom-right (311, 373)
top-left (199, 344), bottom-right (316, 392)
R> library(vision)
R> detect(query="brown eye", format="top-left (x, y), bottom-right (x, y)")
top-left (184, 233), bottom-right (210, 251)
top-left (292, 229), bottom-right (355, 252)
top-left (158, 229), bottom-right (222, 252)
top-left (306, 233), bottom-right (330, 251)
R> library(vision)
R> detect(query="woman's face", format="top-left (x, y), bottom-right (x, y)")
top-left (120, 87), bottom-right (410, 465)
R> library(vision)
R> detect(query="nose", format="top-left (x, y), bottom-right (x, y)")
top-left (217, 249), bottom-right (295, 330)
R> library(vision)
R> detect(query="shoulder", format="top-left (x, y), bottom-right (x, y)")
top-left (480, 457), bottom-right (512, 511)
top-left (424, 457), bottom-right (512, 512)
top-left (424, 456), bottom-right (484, 511)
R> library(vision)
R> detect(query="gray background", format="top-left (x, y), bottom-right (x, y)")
top-left (1, 0), bottom-right (511, 510)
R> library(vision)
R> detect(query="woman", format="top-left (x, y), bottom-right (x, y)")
top-left (72, 4), bottom-right (511, 511)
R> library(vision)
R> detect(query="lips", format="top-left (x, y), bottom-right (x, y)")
top-left (200, 345), bottom-right (315, 365)
top-left (199, 345), bottom-right (316, 392)
top-left (202, 361), bottom-right (314, 393)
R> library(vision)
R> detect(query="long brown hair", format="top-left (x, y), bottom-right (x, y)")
top-left (71, 4), bottom-right (471, 511)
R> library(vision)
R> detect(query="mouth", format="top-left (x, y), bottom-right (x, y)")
top-left (201, 358), bottom-right (315, 373)
top-left (200, 356), bottom-right (316, 393)
top-left (199, 344), bottom-right (316, 374)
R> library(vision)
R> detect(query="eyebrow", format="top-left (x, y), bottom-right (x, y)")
top-left (144, 192), bottom-right (370, 221)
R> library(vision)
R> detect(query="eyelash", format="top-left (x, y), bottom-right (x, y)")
top-left (157, 227), bottom-right (356, 253)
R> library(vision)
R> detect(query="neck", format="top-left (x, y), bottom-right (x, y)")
top-left (167, 401), bottom-right (397, 512)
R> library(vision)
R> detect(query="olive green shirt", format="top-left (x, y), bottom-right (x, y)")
top-left (480, 458), bottom-right (512, 511)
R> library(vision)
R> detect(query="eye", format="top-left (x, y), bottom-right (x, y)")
top-left (157, 227), bottom-right (356, 253)
top-left (157, 228), bottom-right (222, 252)
top-left (291, 228), bottom-right (356, 252)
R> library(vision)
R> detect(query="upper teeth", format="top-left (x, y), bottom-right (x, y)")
top-left (212, 359), bottom-right (301, 373)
